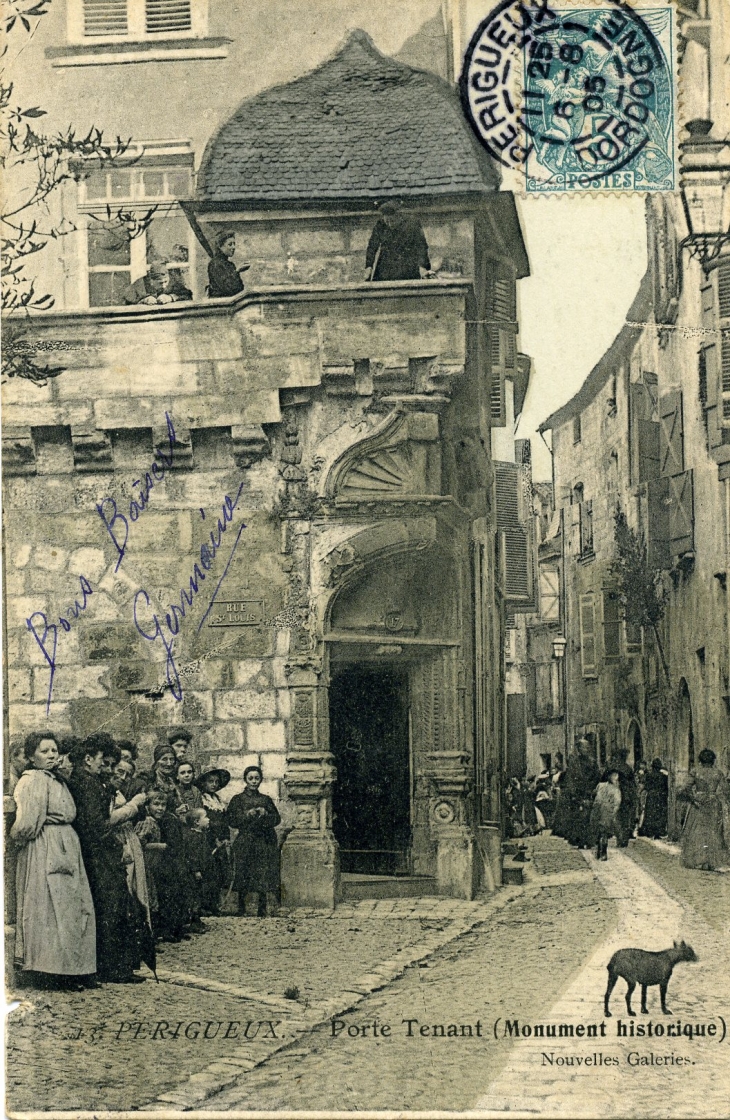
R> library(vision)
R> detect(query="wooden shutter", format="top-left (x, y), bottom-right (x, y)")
top-left (485, 264), bottom-right (516, 428)
top-left (83, 0), bottom-right (128, 35)
top-left (146, 0), bottom-right (192, 32)
top-left (494, 462), bottom-right (520, 527)
top-left (603, 590), bottom-right (622, 663)
top-left (501, 529), bottom-right (531, 600)
top-left (638, 420), bottom-right (660, 482)
top-left (668, 469), bottom-right (694, 555)
top-left (647, 475), bottom-right (671, 569)
top-left (721, 334), bottom-right (730, 425)
top-left (539, 567), bottom-right (560, 621)
top-left (489, 327), bottom-right (506, 426)
top-left (579, 593), bottom-right (597, 677)
top-left (659, 390), bottom-right (684, 475)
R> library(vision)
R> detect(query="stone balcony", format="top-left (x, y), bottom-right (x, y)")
top-left (3, 279), bottom-right (472, 476)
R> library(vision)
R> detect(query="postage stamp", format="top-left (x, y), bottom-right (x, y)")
top-left (460, 0), bottom-right (676, 193)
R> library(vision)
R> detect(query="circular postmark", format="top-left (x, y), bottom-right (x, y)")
top-left (459, 0), bottom-right (674, 192)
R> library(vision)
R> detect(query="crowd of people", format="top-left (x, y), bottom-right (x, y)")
top-left (6, 728), bottom-right (281, 991)
top-left (505, 740), bottom-right (730, 869)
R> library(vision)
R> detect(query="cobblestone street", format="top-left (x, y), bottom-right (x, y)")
top-left (6, 834), bottom-right (730, 1115)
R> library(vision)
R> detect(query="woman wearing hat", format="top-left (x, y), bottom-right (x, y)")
top-left (225, 766), bottom-right (281, 917)
top-left (195, 767), bottom-right (231, 915)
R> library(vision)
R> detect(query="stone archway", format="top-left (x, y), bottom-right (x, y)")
top-left (626, 718), bottom-right (643, 769)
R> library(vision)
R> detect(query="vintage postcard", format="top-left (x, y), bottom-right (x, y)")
top-left (2, 0), bottom-right (729, 1116)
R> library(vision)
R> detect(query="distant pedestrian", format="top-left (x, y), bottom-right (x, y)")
top-left (678, 749), bottom-right (730, 871)
top-left (640, 758), bottom-right (669, 839)
top-left (608, 748), bottom-right (638, 847)
top-left (365, 202), bottom-right (433, 282)
top-left (590, 770), bottom-right (621, 860)
top-left (225, 766), bottom-right (281, 917)
top-left (562, 739), bottom-right (600, 848)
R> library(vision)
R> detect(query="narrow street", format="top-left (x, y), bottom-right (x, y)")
top-left (6, 835), bottom-right (729, 1116)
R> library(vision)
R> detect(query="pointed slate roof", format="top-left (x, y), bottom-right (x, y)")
top-left (197, 30), bottom-right (500, 205)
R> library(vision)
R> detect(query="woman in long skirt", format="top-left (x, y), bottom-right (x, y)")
top-left (11, 732), bottom-right (96, 989)
top-left (225, 766), bottom-right (280, 917)
top-left (678, 749), bottom-right (730, 870)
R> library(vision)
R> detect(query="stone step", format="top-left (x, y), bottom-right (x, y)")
top-left (340, 873), bottom-right (440, 900)
top-left (501, 860), bottom-right (524, 885)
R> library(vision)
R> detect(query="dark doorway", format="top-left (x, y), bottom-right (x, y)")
top-left (330, 666), bottom-right (410, 874)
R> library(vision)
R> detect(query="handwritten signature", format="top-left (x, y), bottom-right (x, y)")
top-left (133, 483), bottom-right (247, 702)
top-left (25, 411), bottom-right (248, 713)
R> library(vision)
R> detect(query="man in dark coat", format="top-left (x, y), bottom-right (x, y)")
top-left (365, 202), bottom-right (432, 282)
top-left (608, 747), bottom-right (638, 847)
top-left (225, 766), bottom-right (281, 917)
top-left (561, 739), bottom-right (600, 848)
top-left (68, 736), bottom-right (146, 983)
top-left (207, 229), bottom-right (250, 297)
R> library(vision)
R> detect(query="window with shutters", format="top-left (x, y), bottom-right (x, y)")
top-left (656, 390), bottom-right (694, 558)
top-left (603, 590), bottom-right (622, 663)
top-left (718, 261), bottom-right (730, 426)
top-left (630, 374), bottom-right (659, 485)
top-left (67, 0), bottom-right (207, 43)
top-left (494, 461), bottom-right (532, 603)
top-left (485, 262), bottom-right (516, 427)
top-left (539, 567), bottom-right (560, 621)
top-left (579, 499), bottom-right (594, 557)
top-left (698, 348), bottom-right (708, 409)
top-left (579, 593), bottom-right (597, 678)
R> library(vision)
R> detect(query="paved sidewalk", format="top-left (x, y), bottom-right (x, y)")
top-left (476, 847), bottom-right (730, 1119)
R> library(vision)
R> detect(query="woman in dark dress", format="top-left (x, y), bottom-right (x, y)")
top-left (207, 230), bottom-right (250, 298)
top-left (225, 766), bottom-right (280, 917)
top-left (640, 758), bottom-right (669, 838)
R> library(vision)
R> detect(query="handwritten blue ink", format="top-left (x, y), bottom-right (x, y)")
top-left (132, 482), bottom-right (246, 700)
top-left (96, 412), bottom-right (176, 571)
top-left (26, 574), bottom-right (94, 714)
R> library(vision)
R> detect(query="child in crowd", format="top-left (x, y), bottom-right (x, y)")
top-left (591, 770), bottom-right (622, 861)
top-left (135, 789), bottom-right (167, 921)
top-left (183, 808), bottom-right (213, 930)
top-left (176, 761), bottom-right (203, 811)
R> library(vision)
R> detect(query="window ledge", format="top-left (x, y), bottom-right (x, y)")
top-left (577, 550), bottom-right (596, 565)
top-left (46, 37), bottom-right (231, 67)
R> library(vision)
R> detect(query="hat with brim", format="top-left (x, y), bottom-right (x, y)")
top-left (194, 767), bottom-right (231, 791)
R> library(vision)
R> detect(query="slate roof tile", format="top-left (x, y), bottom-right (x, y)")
top-left (197, 30), bottom-right (499, 204)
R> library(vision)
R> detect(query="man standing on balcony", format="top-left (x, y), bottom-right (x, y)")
top-left (365, 201), bottom-right (433, 282)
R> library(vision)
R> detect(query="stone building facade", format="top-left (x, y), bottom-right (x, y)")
top-left (3, 33), bottom-right (530, 904)
top-left (539, 0), bottom-right (730, 833)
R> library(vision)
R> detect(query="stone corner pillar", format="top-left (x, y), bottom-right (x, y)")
top-left (280, 665), bottom-right (339, 909)
top-left (426, 751), bottom-right (477, 900)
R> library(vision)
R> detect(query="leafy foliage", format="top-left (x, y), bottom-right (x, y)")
top-left (1, 2), bottom-right (155, 381)
top-left (610, 508), bottom-right (670, 684)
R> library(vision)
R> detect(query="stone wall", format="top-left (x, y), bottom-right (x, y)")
top-left (3, 276), bottom-right (504, 900)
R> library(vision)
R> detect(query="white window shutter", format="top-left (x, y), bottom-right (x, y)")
top-left (579, 593), bottom-right (597, 677)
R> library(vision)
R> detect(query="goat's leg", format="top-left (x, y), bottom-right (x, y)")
top-left (625, 981), bottom-right (636, 1017)
top-left (660, 981), bottom-right (672, 1015)
top-left (604, 970), bottom-right (618, 1017)
top-left (640, 985), bottom-right (648, 1014)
